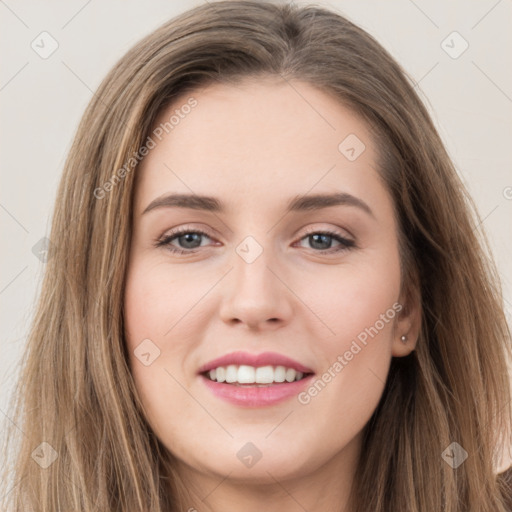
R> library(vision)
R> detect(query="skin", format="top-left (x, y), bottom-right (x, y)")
top-left (124, 76), bottom-right (420, 512)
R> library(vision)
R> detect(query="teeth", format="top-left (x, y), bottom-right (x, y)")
top-left (216, 367), bottom-right (226, 383)
top-left (238, 365), bottom-right (256, 383)
top-left (274, 365), bottom-right (286, 383)
top-left (205, 364), bottom-right (308, 384)
top-left (226, 365), bottom-right (238, 383)
top-left (285, 368), bottom-right (296, 382)
top-left (255, 366), bottom-right (274, 384)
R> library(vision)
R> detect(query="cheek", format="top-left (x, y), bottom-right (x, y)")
top-left (297, 255), bottom-right (401, 426)
top-left (123, 259), bottom-right (191, 388)
top-left (309, 254), bottom-right (401, 348)
top-left (124, 258), bottom-right (204, 348)
top-left (301, 251), bottom-right (400, 380)
top-left (123, 259), bottom-right (202, 439)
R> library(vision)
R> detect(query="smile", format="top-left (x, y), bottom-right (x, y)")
top-left (204, 364), bottom-right (309, 385)
top-left (197, 351), bottom-right (316, 407)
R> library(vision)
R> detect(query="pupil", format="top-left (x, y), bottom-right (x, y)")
top-left (180, 233), bottom-right (201, 248)
top-left (311, 234), bottom-right (331, 250)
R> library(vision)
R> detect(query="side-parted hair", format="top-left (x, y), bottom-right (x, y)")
top-left (2, 1), bottom-right (511, 510)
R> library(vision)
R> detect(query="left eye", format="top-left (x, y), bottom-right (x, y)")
top-left (296, 231), bottom-right (355, 252)
top-left (156, 229), bottom-right (355, 255)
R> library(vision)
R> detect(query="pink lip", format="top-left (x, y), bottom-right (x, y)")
top-left (200, 374), bottom-right (315, 407)
top-left (198, 351), bottom-right (315, 408)
top-left (197, 350), bottom-right (314, 374)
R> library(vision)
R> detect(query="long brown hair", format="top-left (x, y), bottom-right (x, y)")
top-left (2, 1), bottom-right (511, 510)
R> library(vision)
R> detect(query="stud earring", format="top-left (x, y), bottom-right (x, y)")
top-left (400, 335), bottom-right (408, 344)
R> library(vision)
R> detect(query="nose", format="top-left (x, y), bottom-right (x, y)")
top-left (219, 244), bottom-right (294, 331)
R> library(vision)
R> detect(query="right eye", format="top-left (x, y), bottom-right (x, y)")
top-left (155, 228), bottom-right (215, 254)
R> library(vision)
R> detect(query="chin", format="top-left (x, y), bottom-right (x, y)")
top-left (176, 437), bottom-right (321, 484)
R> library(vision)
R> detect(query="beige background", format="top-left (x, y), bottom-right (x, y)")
top-left (1, 0), bottom-right (511, 470)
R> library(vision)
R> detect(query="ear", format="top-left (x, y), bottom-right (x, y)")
top-left (392, 276), bottom-right (421, 357)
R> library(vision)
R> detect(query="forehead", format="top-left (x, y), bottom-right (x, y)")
top-left (135, 78), bottom-right (388, 217)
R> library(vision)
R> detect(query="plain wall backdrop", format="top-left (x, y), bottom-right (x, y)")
top-left (1, 0), bottom-right (511, 467)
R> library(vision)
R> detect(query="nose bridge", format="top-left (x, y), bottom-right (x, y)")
top-left (219, 233), bottom-right (292, 328)
top-left (232, 233), bottom-right (279, 302)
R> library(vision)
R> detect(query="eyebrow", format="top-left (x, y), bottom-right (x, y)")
top-left (142, 192), bottom-right (374, 217)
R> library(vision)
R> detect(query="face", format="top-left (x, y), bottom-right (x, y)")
top-left (124, 77), bottom-right (418, 489)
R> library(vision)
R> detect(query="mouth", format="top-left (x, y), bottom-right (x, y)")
top-left (201, 364), bottom-right (314, 386)
top-left (199, 355), bottom-right (315, 407)
top-left (198, 351), bottom-right (315, 407)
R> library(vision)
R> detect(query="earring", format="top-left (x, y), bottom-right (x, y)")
top-left (400, 335), bottom-right (408, 344)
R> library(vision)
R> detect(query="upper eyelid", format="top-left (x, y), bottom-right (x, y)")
top-left (300, 225), bottom-right (353, 239)
top-left (161, 224), bottom-right (352, 236)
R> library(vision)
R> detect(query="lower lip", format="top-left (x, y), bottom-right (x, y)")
top-left (200, 374), bottom-right (315, 407)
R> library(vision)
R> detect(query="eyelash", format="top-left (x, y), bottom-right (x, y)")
top-left (155, 226), bottom-right (356, 255)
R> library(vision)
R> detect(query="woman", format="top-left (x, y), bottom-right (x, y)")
top-left (2, 1), bottom-right (511, 510)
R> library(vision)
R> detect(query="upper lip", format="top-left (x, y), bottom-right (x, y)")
top-left (198, 351), bottom-right (315, 374)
